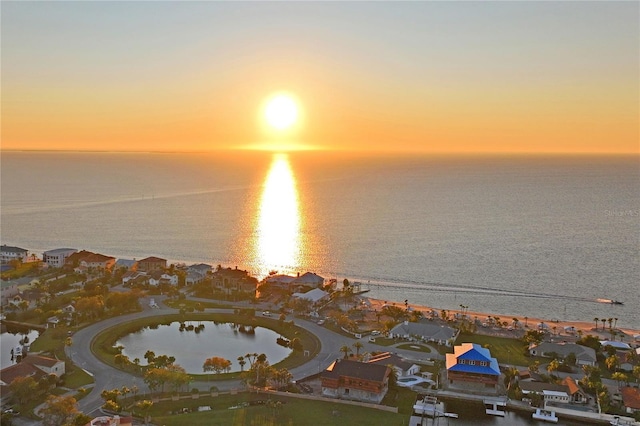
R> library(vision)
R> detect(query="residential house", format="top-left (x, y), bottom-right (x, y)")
top-left (0, 280), bottom-right (20, 307)
top-left (519, 377), bottom-right (588, 404)
top-left (617, 351), bottom-right (639, 373)
top-left (620, 387), bottom-right (640, 415)
top-left (0, 245), bottom-right (29, 264)
top-left (64, 250), bottom-right (95, 268)
top-left (389, 320), bottom-right (458, 347)
top-left (265, 274), bottom-right (297, 290)
top-left (213, 267), bottom-right (258, 295)
top-left (367, 352), bottom-right (421, 378)
top-left (600, 341), bottom-right (632, 351)
top-left (22, 354), bottom-right (66, 377)
top-left (0, 362), bottom-right (46, 406)
top-left (320, 358), bottom-right (391, 403)
top-left (189, 263), bottom-right (213, 275)
top-left (445, 343), bottom-right (500, 393)
top-left (186, 270), bottom-right (206, 285)
top-left (561, 376), bottom-right (588, 404)
top-left (528, 342), bottom-right (597, 366)
top-left (42, 248), bottom-right (77, 268)
top-left (148, 271), bottom-right (178, 287)
top-left (114, 259), bottom-right (137, 271)
top-left (136, 256), bottom-right (167, 272)
top-left (121, 271), bottom-right (147, 286)
top-left (292, 288), bottom-right (329, 305)
top-left (293, 272), bottom-right (325, 288)
top-left (0, 355), bottom-right (65, 406)
top-left (265, 272), bottom-right (325, 292)
top-left (84, 415), bottom-right (133, 426)
top-left (186, 264), bottom-right (212, 285)
top-left (80, 253), bottom-right (116, 271)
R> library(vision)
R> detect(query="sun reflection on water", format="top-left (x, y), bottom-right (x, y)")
top-left (254, 153), bottom-right (301, 277)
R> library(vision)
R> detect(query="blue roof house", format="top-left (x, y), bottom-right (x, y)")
top-left (446, 343), bottom-right (500, 393)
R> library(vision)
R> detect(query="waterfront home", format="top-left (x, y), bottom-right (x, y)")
top-left (114, 259), bottom-right (137, 271)
top-left (292, 288), bottom-right (329, 304)
top-left (389, 320), bottom-right (458, 347)
top-left (0, 355), bottom-right (65, 406)
top-left (321, 358), bottom-right (391, 403)
top-left (519, 377), bottom-right (588, 405)
top-left (136, 256), bottom-right (167, 272)
top-left (0, 245), bottom-right (29, 264)
top-left (22, 354), bottom-right (66, 377)
top-left (189, 263), bottom-right (213, 275)
top-left (80, 253), bottom-right (116, 271)
top-left (620, 387), bottom-right (640, 415)
top-left (445, 343), bottom-right (500, 393)
top-left (367, 352), bottom-right (421, 378)
top-left (42, 248), bottom-right (77, 268)
top-left (528, 342), bottom-right (597, 366)
top-left (213, 266), bottom-right (258, 296)
top-left (265, 272), bottom-right (325, 291)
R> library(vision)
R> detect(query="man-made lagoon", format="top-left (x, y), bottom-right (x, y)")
top-left (115, 321), bottom-right (291, 374)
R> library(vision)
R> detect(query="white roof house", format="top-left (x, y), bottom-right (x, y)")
top-left (390, 320), bottom-right (458, 346)
top-left (292, 288), bottom-right (329, 304)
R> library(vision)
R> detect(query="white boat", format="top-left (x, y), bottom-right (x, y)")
top-left (532, 408), bottom-right (558, 423)
top-left (411, 395), bottom-right (458, 419)
top-left (484, 399), bottom-right (506, 416)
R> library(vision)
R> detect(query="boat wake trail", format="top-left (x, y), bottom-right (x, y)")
top-left (349, 277), bottom-right (606, 304)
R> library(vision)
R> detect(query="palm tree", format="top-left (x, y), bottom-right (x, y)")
top-left (608, 318), bottom-right (614, 329)
top-left (512, 318), bottom-right (519, 329)
top-left (524, 316), bottom-right (528, 328)
top-left (593, 317), bottom-right (599, 330)
top-left (601, 319), bottom-right (606, 330)
top-left (237, 356), bottom-right (246, 371)
top-left (614, 317), bottom-right (618, 329)
top-left (340, 345), bottom-right (352, 359)
top-left (547, 359), bottom-right (560, 377)
top-left (352, 341), bottom-right (363, 357)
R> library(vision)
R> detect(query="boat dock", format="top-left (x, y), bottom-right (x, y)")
top-left (484, 398), bottom-right (507, 416)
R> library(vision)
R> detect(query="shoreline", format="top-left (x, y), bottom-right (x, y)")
top-left (361, 296), bottom-right (640, 340)
top-left (6, 247), bottom-right (639, 337)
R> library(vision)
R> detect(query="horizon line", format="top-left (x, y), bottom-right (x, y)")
top-left (1, 148), bottom-right (638, 156)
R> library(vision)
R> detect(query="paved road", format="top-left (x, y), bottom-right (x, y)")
top-left (66, 294), bottom-right (443, 416)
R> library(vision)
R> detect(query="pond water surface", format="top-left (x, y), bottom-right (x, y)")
top-left (116, 321), bottom-right (292, 374)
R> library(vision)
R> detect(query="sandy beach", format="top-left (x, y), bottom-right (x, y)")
top-left (362, 296), bottom-right (640, 341)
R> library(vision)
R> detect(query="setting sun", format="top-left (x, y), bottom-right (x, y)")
top-left (264, 94), bottom-right (299, 130)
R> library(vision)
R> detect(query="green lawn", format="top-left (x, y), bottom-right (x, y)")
top-left (395, 343), bottom-right (432, 354)
top-left (457, 333), bottom-right (529, 366)
top-left (145, 391), bottom-right (411, 426)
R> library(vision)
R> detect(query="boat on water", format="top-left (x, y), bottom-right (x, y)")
top-left (611, 300), bottom-right (624, 305)
top-left (484, 398), bottom-right (507, 416)
top-left (409, 394), bottom-right (458, 425)
top-left (532, 408), bottom-right (558, 423)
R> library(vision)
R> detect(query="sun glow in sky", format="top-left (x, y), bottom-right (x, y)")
top-left (1, 2), bottom-right (638, 153)
top-left (264, 94), bottom-right (299, 131)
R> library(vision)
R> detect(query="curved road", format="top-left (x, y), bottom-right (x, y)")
top-left (66, 294), bottom-right (443, 415)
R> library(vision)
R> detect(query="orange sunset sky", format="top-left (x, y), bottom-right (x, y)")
top-left (1, 2), bottom-right (638, 154)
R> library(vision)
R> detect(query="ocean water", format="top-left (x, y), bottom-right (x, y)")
top-left (1, 151), bottom-right (638, 328)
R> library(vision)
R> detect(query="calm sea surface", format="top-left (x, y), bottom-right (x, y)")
top-left (1, 151), bottom-right (638, 328)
